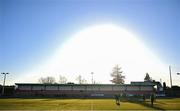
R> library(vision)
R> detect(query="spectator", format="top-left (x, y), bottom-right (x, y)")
top-left (115, 94), bottom-right (121, 105)
top-left (151, 93), bottom-right (155, 107)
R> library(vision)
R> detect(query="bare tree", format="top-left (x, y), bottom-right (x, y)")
top-left (94, 81), bottom-right (101, 84)
top-left (81, 79), bottom-right (87, 84)
top-left (59, 75), bottom-right (67, 84)
top-left (110, 65), bottom-right (125, 84)
top-left (76, 75), bottom-right (87, 84)
top-left (76, 75), bottom-right (82, 84)
top-left (38, 76), bottom-right (56, 84)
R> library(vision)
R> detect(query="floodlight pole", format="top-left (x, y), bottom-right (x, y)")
top-left (1, 72), bottom-right (9, 95)
top-left (169, 66), bottom-right (172, 88)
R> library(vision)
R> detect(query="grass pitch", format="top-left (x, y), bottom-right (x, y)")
top-left (0, 98), bottom-right (180, 110)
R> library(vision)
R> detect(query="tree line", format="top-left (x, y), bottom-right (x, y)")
top-left (38, 65), bottom-right (156, 84)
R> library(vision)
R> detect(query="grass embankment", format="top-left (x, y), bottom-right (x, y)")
top-left (0, 98), bottom-right (180, 110)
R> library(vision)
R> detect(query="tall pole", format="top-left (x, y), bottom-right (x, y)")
top-left (1, 72), bottom-right (9, 95)
top-left (160, 78), bottom-right (162, 85)
top-left (91, 72), bottom-right (94, 84)
top-left (169, 66), bottom-right (172, 88)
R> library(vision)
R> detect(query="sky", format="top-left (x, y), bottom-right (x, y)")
top-left (0, 0), bottom-right (180, 86)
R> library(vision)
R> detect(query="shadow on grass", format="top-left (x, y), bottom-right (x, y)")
top-left (128, 99), bottom-right (165, 110)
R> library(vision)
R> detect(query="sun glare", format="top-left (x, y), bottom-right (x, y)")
top-left (16, 24), bottom-right (168, 84)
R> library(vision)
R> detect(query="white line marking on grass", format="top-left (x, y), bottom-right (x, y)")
top-left (91, 99), bottom-right (93, 111)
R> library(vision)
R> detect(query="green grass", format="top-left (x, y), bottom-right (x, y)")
top-left (0, 98), bottom-right (180, 110)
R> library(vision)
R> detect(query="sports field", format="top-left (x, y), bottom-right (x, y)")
top-left (0, 98), bottom-right (180, 110)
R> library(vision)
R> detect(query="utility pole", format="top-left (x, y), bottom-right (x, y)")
top-left (91, 72), bottom-right (94, 84)
top-left (1, 72), bottom-right (9, 95)
top-left (169, 66), bottom-right (172, 88)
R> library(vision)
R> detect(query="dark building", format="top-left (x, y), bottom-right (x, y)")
top-left (15, 81), bottom-right (155, 98)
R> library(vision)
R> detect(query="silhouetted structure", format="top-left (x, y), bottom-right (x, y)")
top-left (0, 85), bottom-right (15, 97)
top-left (15, 81), bottom-right (155, 98)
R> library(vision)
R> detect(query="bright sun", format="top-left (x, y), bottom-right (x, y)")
top-left (17, 24), bottom-right (168, 84)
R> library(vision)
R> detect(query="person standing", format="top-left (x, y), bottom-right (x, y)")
top-left (150, 93), bottom-right (155, 107)
top-left (115, 94), bottom-right (121, 106)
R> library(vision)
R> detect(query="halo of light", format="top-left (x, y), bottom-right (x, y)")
top-left (16, 24), bottom-right (168, 84)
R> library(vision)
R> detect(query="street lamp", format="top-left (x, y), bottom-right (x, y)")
top-left (1, 72), bottom-right (9, 95)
